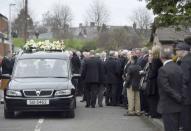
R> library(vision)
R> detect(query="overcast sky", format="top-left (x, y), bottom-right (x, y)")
top-left (0, 0), bottom-right (153, 27)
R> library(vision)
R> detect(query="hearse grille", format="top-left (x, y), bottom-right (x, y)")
top-left (23, 89), bottom-right (54, 97)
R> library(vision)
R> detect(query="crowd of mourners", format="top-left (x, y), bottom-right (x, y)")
top-left (0, 37), bottom-right (191, 131)
top-left (70, 37), bottom-right (191, 131)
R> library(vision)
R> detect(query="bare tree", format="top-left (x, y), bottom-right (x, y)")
top-left (42, 4), bottom-right (73, 39)
top-left (52, 4), bottom-right (72, 31)
top-left (131, 7), bottom-right (152, 32)
top-left (86, 0), bottom-right (109, 31)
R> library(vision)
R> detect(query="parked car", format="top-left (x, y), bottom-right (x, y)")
top-left (3, 52), bottom-right (78, 118)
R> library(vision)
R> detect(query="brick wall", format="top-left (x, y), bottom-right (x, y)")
top-left (0, 43), bottom-right (9, 57)
top-left (0, 16), bottom-right (8, 34)
top-left (0, 44), bottom-right (4, 57)
top-left (0, 14), bottom-right (9, 57)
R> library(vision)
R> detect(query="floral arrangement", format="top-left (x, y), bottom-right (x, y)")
top-left (23, 40), bottom-right (65, 52)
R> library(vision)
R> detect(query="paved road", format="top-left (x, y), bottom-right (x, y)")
top-left (0, 97), bottom-right (160, 131)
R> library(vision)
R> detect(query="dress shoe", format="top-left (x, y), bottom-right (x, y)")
top-left (85, 105), bottom-right (90, 108)
top-left (106, 103), bottom-right (111, 106)
top-left (91, 105), bottom-right (95, 108)
top-left (151, 114), bottom-right (161, 119)
top-left (99, 105), bottom-right (103, 107)
top-left (124, 112), bottom-right (136, 116)
top-left (136, 113), bottom-right (142, 116)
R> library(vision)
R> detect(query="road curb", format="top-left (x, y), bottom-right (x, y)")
top-left (140, 115), bottom-right (164, 131)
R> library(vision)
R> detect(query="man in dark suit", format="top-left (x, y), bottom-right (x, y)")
top-left (117, 51), bottom-right (128, 106)
top-left (158, 48), bottom-right (184, 131)
top-left (137, 48), bottom-right (149, 114)
top-left (71, 52), bottom-right (81, 95)
top-left (97, 52), bottom-right (107, 107)
top-left (105, 51), bottom-right (119, 106)
top-left (137, 48), bottom-right (149, 69)
top-left (176, 42), bottom-right (191, 131)
top-left (81, 50), bottom-right (103, 108)
top-left (71, 52), bottom-right (81, 74)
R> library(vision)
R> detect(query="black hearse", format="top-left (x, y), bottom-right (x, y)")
top-left (3, 52), bottom-right (78, 118)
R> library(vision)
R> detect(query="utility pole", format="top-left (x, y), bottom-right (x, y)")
top-left (9, 3), bottom-right (16, 55)
top-left (24, 0), bottom-right (28, 43)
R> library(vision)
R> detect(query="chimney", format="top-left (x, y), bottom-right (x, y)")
top-left (79, 23), bottom-right (83, 28)
top-left (90, 22), bottom-right (95, 27)
top-left (133, 22), bottom-right (137, 29)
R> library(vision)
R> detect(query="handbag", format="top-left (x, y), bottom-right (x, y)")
top-left (139, 77), bottom-right (148, 91)
top-left (139, 63), bottom-right (150, 91)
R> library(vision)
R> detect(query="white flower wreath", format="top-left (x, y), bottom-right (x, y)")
top-left (23, 40), bottom-right (65, 51)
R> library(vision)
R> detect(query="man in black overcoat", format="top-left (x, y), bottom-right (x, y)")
top-left (71, 52), bottom-right (81, 74)
top-left (105, 51), bottom-right (119, 106)
top-left (71, 52), bottom-right (81, 94)
top-left (81, 50), bottom-right (103, 108)
top-left (117, 51), bottom-right (128, 105)
top-left (158, 48), bottom-right (184, 131)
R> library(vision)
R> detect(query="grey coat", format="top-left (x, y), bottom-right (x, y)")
top-left (157, 61), bottom-right (183, 114)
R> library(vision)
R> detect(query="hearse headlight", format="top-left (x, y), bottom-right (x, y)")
top-left (55, 90), bottom-right (71, 96)
top-left (6, 90), bottom-right (22, 97)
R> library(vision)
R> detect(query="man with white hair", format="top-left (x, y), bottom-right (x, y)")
top-left (81, 50), bottom-right (104, 108)
top-left (117, 50), bottom-right (128, 106)
top-left (114, 51), bottom-right (119, 58)
top-left (100, 51), bottom-right (107, 61)
top-left (79, 51), bottom-right (89, 102)
top-left (97, 51), bottom-right (107, 107)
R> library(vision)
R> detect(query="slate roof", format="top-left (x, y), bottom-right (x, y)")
top-left (156, 27), bottom-right (191, 42)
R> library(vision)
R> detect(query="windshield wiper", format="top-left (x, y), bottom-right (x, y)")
top-left (14, 76), bottom-right (68, 78)
top-left (15, 76), bottom-right (48, 78)
top-left (48, 76), bottom-right (68, 78)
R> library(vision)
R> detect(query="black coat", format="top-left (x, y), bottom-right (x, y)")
top-left (119, 57), bottom-right (127, 73)
top-left (81, 57), bottom-right (103, 84)
top-left (157, 61), bottom-right (183, 114)
top-left (146, 58), bottom-right (163, 96)
top-left (100, 60), bottom-right (107, 84)
top-left (2, 57), bottom-right (14, 75)
top-left (125, 63), bottom-right (142, 90)
top-left (71, 54), bottom-right (81, 74)
top-left (118, 57), bottom-right (128, 80)
top-left (180, 53), bottom-right (191, 105)
top-left (105, 57), bottom-right (119, 84)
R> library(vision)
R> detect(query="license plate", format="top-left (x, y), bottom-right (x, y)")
top-left (27, 100), bottom-right (49, 105)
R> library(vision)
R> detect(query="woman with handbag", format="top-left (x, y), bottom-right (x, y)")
top-left (146, 46), bottom-right (163, 118)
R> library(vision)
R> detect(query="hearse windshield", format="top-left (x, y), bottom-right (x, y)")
top-left (13, 59), bottom-right (69, 78)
